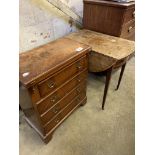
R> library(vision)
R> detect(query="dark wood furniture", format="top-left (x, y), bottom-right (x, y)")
top-left (65, 29), bottom-right (135, 109)
top-left (19, 38), bottom-right (91, 143)
top-left (83, 0), bottom-right (135, 41)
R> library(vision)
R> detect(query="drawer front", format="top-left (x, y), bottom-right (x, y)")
top-left (36, 70), bottom-right (87, 115)
top-left (44, 92), bottom-right (86, 134)
top-left (44, 113), bottom-right (62, 134)
top-left (38, 56), bottom-right (88, 97)
top-left (40, 82), bottom-right (86, 125)
top-left (123, 7), bottom-right (135, 24)
top-left (122, 33), bottom-right (135, 41)
top-left (60, 92), bottom-right (86, 118)
top-left (120, 20), bottom-right (135, 40)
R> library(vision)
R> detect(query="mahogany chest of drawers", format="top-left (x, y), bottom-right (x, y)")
top-left (83, 0), bottom-right (135, 40)
top-left (19, 38), bottom-right (91, 143)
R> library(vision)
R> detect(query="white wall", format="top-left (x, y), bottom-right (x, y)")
top-left (19, 0), bottom-right (83, 52)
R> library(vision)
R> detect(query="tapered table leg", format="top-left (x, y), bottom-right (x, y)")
top-left (115, 63), bottom-right (126, 90)
top-left (102, 67), bottom-right (113, 110)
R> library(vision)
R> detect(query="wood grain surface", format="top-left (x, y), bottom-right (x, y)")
top-left (19, 37), bottom-right (91, 87)
top-left (83, 0), bottom-right (135, 40)
top-left (65, 29), bottom-right (135, 60)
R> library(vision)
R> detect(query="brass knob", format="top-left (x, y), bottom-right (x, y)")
top-left (128, 26), bottom-right (133, 33)
top-left (77, 66), bottom-right (82, 69)
top-left (47, 81), bottom-right (55, 88)
top-left (76, 63), bottom-right (82, 70)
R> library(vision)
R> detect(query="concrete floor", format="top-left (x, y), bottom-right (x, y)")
top-left (19, 58), bottom-right (135, 155)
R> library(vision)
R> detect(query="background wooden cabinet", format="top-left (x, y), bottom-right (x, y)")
top-left (83, 0), bottom-right (135, 41)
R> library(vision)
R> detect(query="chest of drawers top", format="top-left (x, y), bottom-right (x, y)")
top-left (84, 0), bottom-right (135, 8)
top-left (19, 38), bottom-right (91, 88)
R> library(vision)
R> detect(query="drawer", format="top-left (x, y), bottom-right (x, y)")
top-left (44, 92), bottom-right (86, 134)
top-left (120, 20), bottom-right (135, 39)
top-left (123, 7), bottom-right (135, 24)
top-left (36, 69), bottom-right (87, 114)
top-left (122, 33), bottom-right (135, 41)
top-left (40, 82), bottom-right (86, 125)
top-left (44, 113), bottom-right (62, 134)
top-left (60, 92), bottom-right (86, 118)
top-left (38, 56), bottom-right (88, 97)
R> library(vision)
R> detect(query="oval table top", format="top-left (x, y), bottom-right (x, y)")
top-left (65, 29), bottom-right (135, 72)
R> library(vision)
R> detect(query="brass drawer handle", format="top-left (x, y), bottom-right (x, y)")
top-left (132, 11), bottom-right (135, 18)
top-left (76, 63), bottom-right (83, 70)
top-left (55, 118), bottom-right (60, 123)
top-left (47, 81), bottom-right (55, 89)
top-left (50, 95), bottom-right (59, 103)
top-left (51, 98), bottom-right (56, 103)
top-left (52, 106), bottom-right (60, 114)
top-left (77, 65), bottom-right (82, 69)
top-left (128, 26), bottom-right (133, 33)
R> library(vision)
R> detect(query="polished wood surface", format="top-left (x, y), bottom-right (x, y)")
top-left (44, 92), bottom-right (86, 134)
top-left (36, 70), bottom-right (87, 115)
top-left (83, 0), bottom-right (135, 40)
top-left (19, 39), bottom-right (91, 143)
top-left (37, 56), bottom-right (87, 97)
top-left (40, 82), bottom-right (86, 125)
